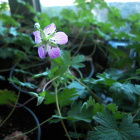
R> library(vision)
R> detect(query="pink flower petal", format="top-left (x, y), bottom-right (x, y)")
top-left (33, 31), bottom-right (42, 44)
top-left (51, 32), bottom-right (68, 44)
top-left (43, 23), bottom-right (56, 37)
top-left (38, 46), bottom-right (47, 59)
top-left (47, 45), bottom-right (60, 59)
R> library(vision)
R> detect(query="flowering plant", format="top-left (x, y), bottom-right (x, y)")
top-left (27, 23), bottom-right (140, 139)
top-left (3, 20), bottom-right (140, 140)
top-left (1, 0), bottom-right (140, 138)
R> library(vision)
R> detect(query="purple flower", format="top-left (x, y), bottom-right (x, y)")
top-left (33, 23), bottom-right (68, 59)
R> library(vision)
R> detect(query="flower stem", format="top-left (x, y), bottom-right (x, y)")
top-left (54, 86), bottom-right (72, 140)
top-left (0, 87), bottom-right (21, 127)
top-left (43, 76), bottom-right (59, 91)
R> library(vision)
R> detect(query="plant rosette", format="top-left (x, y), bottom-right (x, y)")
top-left (0, 104), bottom-right (41, 140)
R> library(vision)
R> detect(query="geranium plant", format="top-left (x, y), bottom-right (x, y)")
top-left (5, 21), bottom-right (140, 140)
top-left (1, 0), bottom-right (140, 139)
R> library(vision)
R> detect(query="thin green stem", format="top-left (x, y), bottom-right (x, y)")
top-left (71, 67), bottom-right (83, 79)
top-left (133, 119), bottom-right (140, 122)
top-left (97, 44), bottom-right (107, 58)
top-left (54, 86), bottom-right (72, 140)
top-left (88, 43), bottom-right (97, 57)
top-left (0, 87), bottom-right (21, 127)
top-left (3, 117), bottom-right (53, 140)
top-left (73, 75), bottom-right (106, 105)
top-left (105, 46), bottom-right (120, 60)
top-left (133, 108), bottom-right (140, 119)
top-left (88, 123), bottom-right (95, 131)
top-left (67, 28), bottom-right (81, 50)
top-left (73, 121), bottom-right (79, 140)
top-left (72, 34), bottom-right (87, 58)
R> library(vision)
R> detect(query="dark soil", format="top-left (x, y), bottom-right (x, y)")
top-left (0, 105), bottom-right (38, 140)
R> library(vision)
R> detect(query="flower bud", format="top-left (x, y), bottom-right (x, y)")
top-left (34, 23), bottom-right (41, 30)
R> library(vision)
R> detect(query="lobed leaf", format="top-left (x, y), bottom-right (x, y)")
top-left (88, 108), bottom-right (140, 140)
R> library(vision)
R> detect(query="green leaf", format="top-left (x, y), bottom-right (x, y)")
top-left (53, 66), bottom-right (68, 77)
top-left (136, 68), bottom-right (140, 75)
top-left (9, 27), bottom-right (18, 36)
top-left (14, 69), bottom-right (33, 76)
top-left (109, 82), bottom-right (140, 103)
top-left (0, 2), bottom-right (8, 12)
top-left (37, 96), bottom-right (44, 106)
top-left (0, 26), bottom-right (7, 36)
top-left (105, 68), bottom-right (136, 81)
top-left (107, 46), bottom-right (127, 60)
top-left (107, 104), bottom-right (117, 113)
top-left (39, 90), bottom-right (46, 97)
top-left (94, 28), bottom-right (110, 40)
top-left (8, 77), bottom-right (37, 89)
top-left (17, 0), bottom-right (26, 5)
top-left (113, 111), bottom-right (126, 120)
top-left (71, 63), bottom-right (85, 69)
top-left (84, 72), bottom-right (117, 87)
top-left (52, 50), bottom-right (70, 67)
top-left (52, 50), bottom-right (85, 70)
top-left (61, 50), bottom-right (71, 65)
top-left (0, 89), bottom-right (17, 105)
top-left (29, 92), bottom-right (38, 98)
top-left (129, 13), bottom-right (140, 22)
top-left (71, 54), bottom-right (85, 69)
top-left (53, 101), bottom-right (93, 123)
top-left (68, 81), bottom-right (86, 100)
top-left (87, 96), bottom-right (95, 107)
top-left (44, 88), bottom-right (78, 106)
top-left (88, 108), bottom-right (140, 140)
top-left (1, 14), bottom-right (20, 27)
top-left (67, 101), bottom-right (93, 122)
top-left (33, 13), bottom-right (51, 29)
top-left (87, 96), bottom-right (125, 119)
top-left (32, 71), bottom-right (49, 78)
top-left (87, 96), bottom-right (104, 115)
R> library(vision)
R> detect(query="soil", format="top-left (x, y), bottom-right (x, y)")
top-left (0, 105), bottom-right (38, 140)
